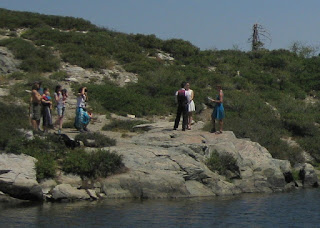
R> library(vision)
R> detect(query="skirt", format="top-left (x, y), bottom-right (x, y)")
top-left (42, 106), bottom-right (53, 127)
top-left (212, 104), bottom-right (225, 120)
top-left (74, 107), bottom-right (86, 130)
top-left (188, 100), bottom-right (196, 112)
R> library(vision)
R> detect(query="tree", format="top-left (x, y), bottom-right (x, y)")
top-left (289, 41), bottom-right (319, 58)
top-left (248, 24), bottom-right (271, 51)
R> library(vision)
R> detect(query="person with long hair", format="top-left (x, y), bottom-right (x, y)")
top-left (54, 85), bottom-right (67, 134)
top-left (74, 87), bottom-right (90, 132)
top-left (209, 85), bottom-right (224, 134)
top-left (185, 82), bottom-right (195, 130)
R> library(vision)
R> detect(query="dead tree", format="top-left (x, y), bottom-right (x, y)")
top-left (248, 23), bottom-right (271, 51)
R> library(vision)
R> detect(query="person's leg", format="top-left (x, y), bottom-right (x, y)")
top-left (59, 107), bottom-right (65, 131)
top-left (31, 119), bottom-right (37, 131)
top-left (219, 119), bottom-right (223, 132)
top-left (182, 105), bottom-right (188, 131)
top-left (174, 106), bottom-right (182, 129)
top-left (58, 116), bottom-right (63, 133)
top-left (188, 112), bottom-right (192, 129)
top-left (210, 118), bottom-right (216, 133)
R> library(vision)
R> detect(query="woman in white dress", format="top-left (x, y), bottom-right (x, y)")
top-left (185, 82), bottom-right (195, 130)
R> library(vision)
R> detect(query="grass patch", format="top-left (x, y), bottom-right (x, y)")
top-left (74, 132), bottom-right (116, 147)
top-left (49, 71), bottom-right (68, 81)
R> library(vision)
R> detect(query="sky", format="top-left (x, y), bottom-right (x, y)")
top-left (1, 0), bottom-right (320, 51)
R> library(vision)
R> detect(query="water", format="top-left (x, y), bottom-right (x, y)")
top-left (1, 189), bottom-right (320, 227)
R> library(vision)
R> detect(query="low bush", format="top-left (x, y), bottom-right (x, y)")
top-left (62, 149), bottom-right (123, 178)
top-left (5, 134), bottom-right (67, 180)
top-left (7, 72), bottom-right (26, 80)
top-left (35, 154), bottom-right (57, 180)
top-left (0, 102), bottom-right (29, 149)
top-left (0, 37), bottom-right (60, 72)
top-left (49, 71), bottom-right (68, 81)
top-left (87, 83), bottom-right (169, 117)
top-left (206, 150), bottom-right (239, 176)
top-left (74, 132), bottom-right (116, 147)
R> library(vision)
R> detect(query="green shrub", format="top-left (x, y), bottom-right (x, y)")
top-left (0, 37), bottom-right (59, 72)
top-left (102, 119), bottom-right (148, 132)
top-left (35, 154), bottom-right (57, 180)
top-left (87, 83), bottom-right (168, 117)
top-left (49, 71), bottom-right (68, 81)
top-left (7, 72), bottom-right (26, 80)
top-left (5, 134), bottom-right (68, 181)
top-left (0, 102), bottom-right (29, 149)
top-left (74, 132), bottom-right (116, 147)
top-left (206, 150), bottom-right (239, 176)
top-left (62, 149), bottom-right (123, 178)
top-left (291, 169), bottom-right (300, 181)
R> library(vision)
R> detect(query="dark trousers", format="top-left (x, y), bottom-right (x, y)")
top-left (174, 104), bottom-right (188, 130)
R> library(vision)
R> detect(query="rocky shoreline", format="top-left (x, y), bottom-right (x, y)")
top-left (0, 121), bottom-right (319, 202)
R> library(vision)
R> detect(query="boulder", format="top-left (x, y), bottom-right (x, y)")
top-left (56, 172), bottom-right (82, 188)
top-left (51, 184), bottom-right (90, 201)
top-left (40, 179), bottom-right (57, 194)
top-left (297, 163), bottom-right (319, 187)
top-left (0, 153), bottom-right (43, 201)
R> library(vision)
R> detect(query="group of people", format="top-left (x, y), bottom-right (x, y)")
top-left (174, 82), bottom-right (224, 134)
top-left (173, 82), bottom-right (196, 131)
top-left (29, 81), bottom-right (92, 134)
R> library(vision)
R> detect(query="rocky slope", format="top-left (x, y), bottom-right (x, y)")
top-left (0, 120), bottom-right (318, 201)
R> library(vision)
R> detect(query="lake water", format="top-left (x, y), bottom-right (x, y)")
top-left (1, 189), bottom-right (319, 227)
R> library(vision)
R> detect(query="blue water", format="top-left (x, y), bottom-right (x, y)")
top-left (1, 189), bottom-right (319, 227)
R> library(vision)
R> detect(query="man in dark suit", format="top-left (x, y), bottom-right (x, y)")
top-left (173, 82), bottom-right (188, 131)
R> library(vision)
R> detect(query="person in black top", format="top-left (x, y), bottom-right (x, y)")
top-left (173, 82), bottom-right (188, 131)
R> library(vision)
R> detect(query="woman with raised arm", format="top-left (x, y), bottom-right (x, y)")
top-left (74, 87), bottom-right (90, 132)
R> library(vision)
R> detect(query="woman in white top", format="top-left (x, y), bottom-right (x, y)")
top-left (185, 82), bottom-right (195, 130)
top-left (54, 85), bottom-right (68, 134)
top-left (74, 87), bottom-right (91, 132)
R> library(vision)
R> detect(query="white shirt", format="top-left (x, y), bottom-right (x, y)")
top-left (77, 94), bottom-right (86, 108)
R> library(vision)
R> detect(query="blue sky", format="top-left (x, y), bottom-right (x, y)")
top-left (1, 0), bottom-right (319, 51)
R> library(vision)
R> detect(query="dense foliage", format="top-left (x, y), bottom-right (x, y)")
top-left (206, 150), bottom-right (239, 177)
top-left (2, 8), bottom-right (320, 165)
top-left (62, 149), bottom-right (123, 178)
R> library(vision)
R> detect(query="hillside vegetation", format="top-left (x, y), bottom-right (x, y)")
top-left (1, 8), bottom-right (320, 167)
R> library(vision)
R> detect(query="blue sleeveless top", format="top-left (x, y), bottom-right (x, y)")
top-left (212, 95), bottom-right (225, 120)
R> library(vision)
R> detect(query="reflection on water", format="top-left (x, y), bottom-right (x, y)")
top-left (0, 189), bottom-right (320, 227)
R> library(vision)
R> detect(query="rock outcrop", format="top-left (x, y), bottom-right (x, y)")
top-left (99, 121), bottom-right (309, 199)
top-left (0, 153), bottom-right (43, 201)
top-left (1, 121), bottom-right (318, 202)
top-left (0, 46), bottom-right (21, 75)
top-left (51, 184), bottom-right (90, 201)
top-left (61, 62), bottom-right (138, 86)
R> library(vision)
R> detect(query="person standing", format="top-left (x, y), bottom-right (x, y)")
top-left (74, 87), bottom-right (89, 132)
top-left (185, 82), bottom-right (195, 130)
top-left (209, 85), bottom-right (224, 134)
top-left (173, 82), bottom-right (188, 131)
top-left (54, 85), bottom-right (66, 134)
top-left (42, 87), bottom-right (53, 133)
top-left (30, 82), bottom-right (42, 133)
